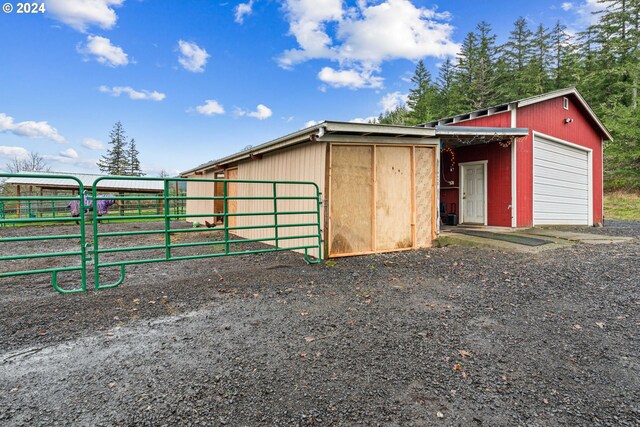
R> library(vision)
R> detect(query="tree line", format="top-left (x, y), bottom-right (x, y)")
top-left (380, 0), bottom-right (640, 190)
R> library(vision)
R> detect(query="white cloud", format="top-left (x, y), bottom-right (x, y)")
top-left (47, 0), bottom-right (123, 32)
top-left (235, 104), bottom-right (273, 120)
top-left (561, 2), bottom-right (574, 11)
top-left (279, 0), bottom-right (459, 89)
top-left (380, 91), bottom-right (409, 112)
top-left (43, 154), bottom-right (97, 169)
top-left (0, 146), bottom-right (30, 160)
top-left (99, 85), bottom-right (166, 101)
top-left (193, 100), bottom-right (225, 116)
top-left (0, 113), bottom-right (65, 143)
top-left (303, 120), bottom-right (320, 128)
top-left (571, 0), bottom-right (608, 27)
top-left (235, 0), bottom-right (254, 24)
top-left (81, 138), bottom-right (104, 150)
top-left (78, 35), bottom-right (129, 67)
top-left (318, 67), bottom-right (384, 89)
top-left (59, 148), bottom-right (79, 159)
top-left (178, 40), bottom-right (210, 73)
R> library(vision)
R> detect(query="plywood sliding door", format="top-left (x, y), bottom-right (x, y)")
top-left (328, 144), bottom-right (435, 258)
top-left (329, 146), bottom-right (373, 256)
top-left (375, 146), bottom-right (413, 251)
top-left (415, 147), bottom-right (435, 248)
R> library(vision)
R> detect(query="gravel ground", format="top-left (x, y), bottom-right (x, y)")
top-left (0, 220), bottom-right (639, 426)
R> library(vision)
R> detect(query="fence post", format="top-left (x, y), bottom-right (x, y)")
top-left (163, 180), bottom-right (171, 260)
top-left (273, 182), bottom-right (279, 249)
top-left (223, 181), bottom-right (229, 255)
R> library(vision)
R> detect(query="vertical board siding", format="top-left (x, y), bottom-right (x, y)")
top-left (185, 171), bottom-right (217, 223)
top-left (237, 142), bottom-right (326, 259)
top-left (517, 96), bottom-right (603, 226)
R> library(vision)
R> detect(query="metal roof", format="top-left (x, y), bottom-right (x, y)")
top-left (421, 87), bottom-right (613, 141)
top-left (4, 172), bottom-right (165, 192)
top-left (181, 121), bottom-right (438, 176)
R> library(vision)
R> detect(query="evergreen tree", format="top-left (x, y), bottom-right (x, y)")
top-left (454, 31), bottom-right (479, 111)
top-left (407, 60), bottom-right (438, 124)
top-left (499, 17), bottom-right (534, 100)
top-left (473, 21), bottom-right (499, 108)
top-left (98, 121), bottom-right (129, 175)
top-left (528, 24), bottom-right (552, 94)
top-left (126, 138), bottom-right (145, 176)
top-left (378, 106), bottom-right (412, 126)
top-left (550, 21), bottom-right (580, 89)
top-left (436, 58), bottom-right (461, 117)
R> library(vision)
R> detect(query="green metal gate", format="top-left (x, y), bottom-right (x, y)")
top-left (0, 174), bottom-right (323, 293)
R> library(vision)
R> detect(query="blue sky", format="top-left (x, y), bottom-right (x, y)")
top-left (0, 0), bottom-right (601, 176)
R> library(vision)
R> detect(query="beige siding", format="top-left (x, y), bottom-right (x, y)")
top-left (185, 171), bottom-right (216, 223)
top-left (236, 142), bottom-right (326, 259)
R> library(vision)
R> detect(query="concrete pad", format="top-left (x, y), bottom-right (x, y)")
top-left (437, 232), bottom-right (571, 253)
top-left (521, 228), bottom-right (633, 244)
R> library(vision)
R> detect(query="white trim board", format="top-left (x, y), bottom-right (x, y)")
top-left (459, 160), bottom-right (488, 226)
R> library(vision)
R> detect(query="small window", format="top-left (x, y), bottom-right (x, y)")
top-left (563, 97), bottom-right (569, 110)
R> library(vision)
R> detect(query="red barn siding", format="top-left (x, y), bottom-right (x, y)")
top-left (441, 111), bottom-right (513, 226)
top-left (516, 96), bottom-right (604, 226)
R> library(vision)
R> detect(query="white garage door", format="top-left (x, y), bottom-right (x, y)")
top-left (533, 135), bottom-right (590, 225)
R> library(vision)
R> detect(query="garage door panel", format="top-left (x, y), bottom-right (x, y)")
top-left (536, 140), bottom-right (589, 160)
top-left (534, 177), bottom-right (589, 193)
top-left (535, 201), bottom-right (589, 214)
top-left (534, 193), bottom-right (588, 204)
top-left (534, 157), bottom-right (588, 176)
top-left (534, 136), bottom-right (590, 225)
top-left (533, 167), bottom-right (588, 186)
top-left (535, 149), bottom-right (588, 169)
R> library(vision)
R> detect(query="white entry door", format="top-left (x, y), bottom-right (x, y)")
top-left (460, 162), bottom-right (486, 224)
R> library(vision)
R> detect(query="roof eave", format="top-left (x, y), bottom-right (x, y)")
top-left (180, 121), bottom-right (438, 176)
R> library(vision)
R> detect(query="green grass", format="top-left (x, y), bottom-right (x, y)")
top-left (604, 191), bottom-right (640, 222)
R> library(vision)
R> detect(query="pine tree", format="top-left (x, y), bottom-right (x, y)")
top-left (499, 17), bottom-right (534, 100)
top-left (436, 58), bottom-right (461, 117)
top-left (98, 121), bottom-right (129, 175)
top-left (454, 31), bottom-right (479, 112)
top-left (473, 21), bottom-right (499, 108)
top-left (126, 138), bottom-right (145, 176)
top-left (407, 60), bottom-right (438, 124)
top-left (528, 24), bottom-right (552, 94)
top-left (550, 21), bottom-right (580, 89)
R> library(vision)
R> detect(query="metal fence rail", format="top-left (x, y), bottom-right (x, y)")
top-left (0, 174), bottom-right (323, 293)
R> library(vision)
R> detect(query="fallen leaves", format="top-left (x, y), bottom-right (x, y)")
top-left (573, 324), bottom-right (582, 330)
top-left (458, 350), bottom-right (472, 358)
top-left (595, 322), bottom-right (605, 329)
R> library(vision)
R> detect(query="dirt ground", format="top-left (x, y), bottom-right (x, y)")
top-left (1, 220), bottom-right (639, 426)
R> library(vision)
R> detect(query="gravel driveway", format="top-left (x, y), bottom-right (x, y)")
top-left (1, 220), bottom-right (639, 426)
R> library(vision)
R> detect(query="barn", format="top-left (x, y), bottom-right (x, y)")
top-left (181, 121), bottom-right (524, 259)
top-left (426, 87), bottom-right (612, 228)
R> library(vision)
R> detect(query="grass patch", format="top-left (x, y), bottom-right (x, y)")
top-left (604, 191), bottom-right (640, 222)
